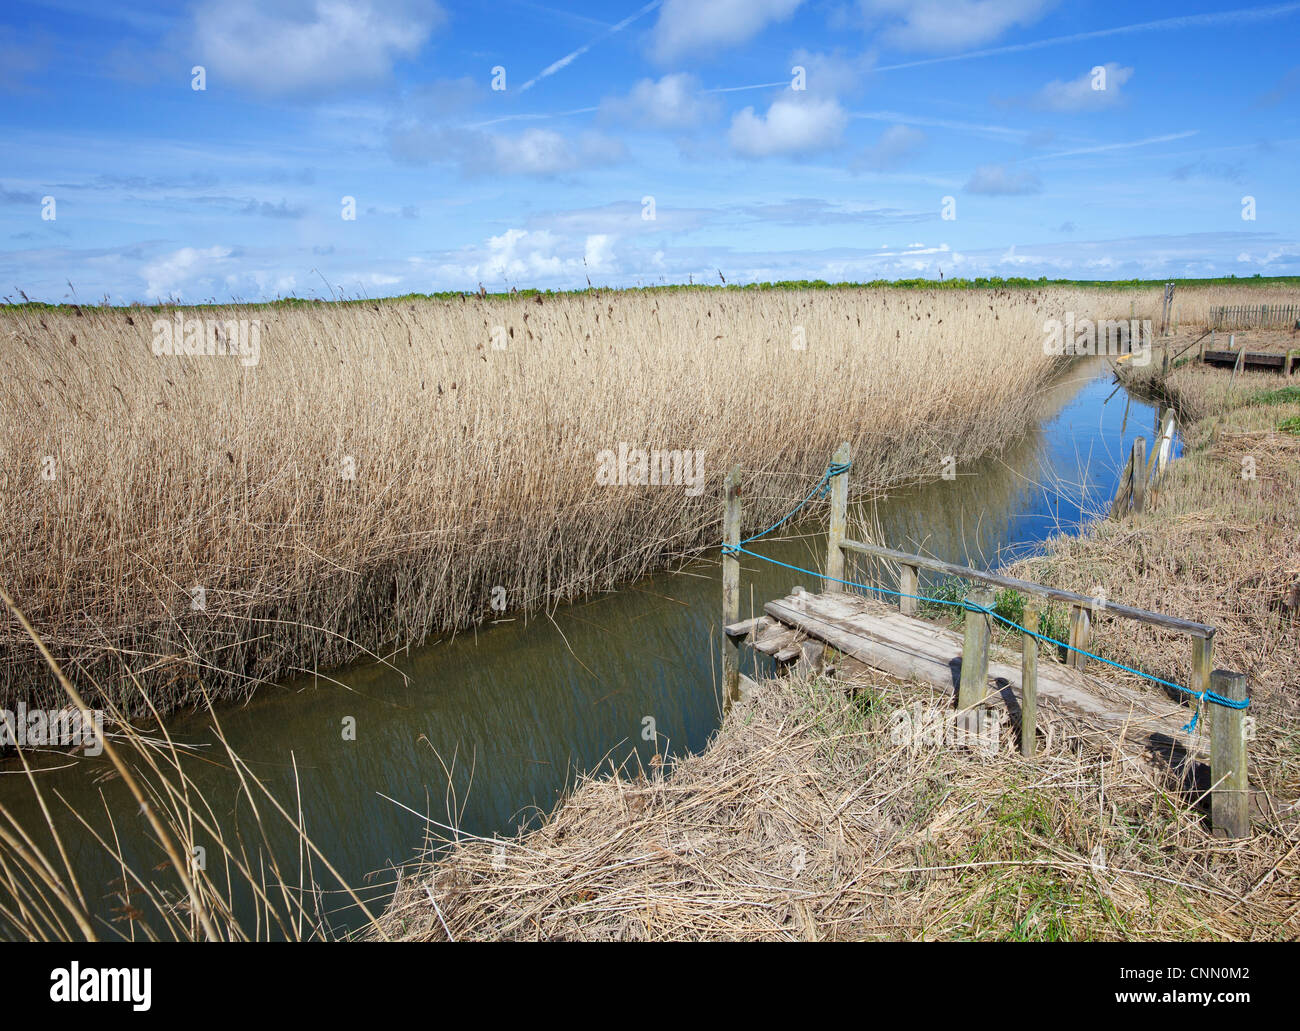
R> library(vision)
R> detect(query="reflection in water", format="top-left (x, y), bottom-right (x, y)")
top-left (0, 360), bottom-right (1173, 937)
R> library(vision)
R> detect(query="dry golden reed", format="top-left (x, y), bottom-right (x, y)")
top-left (0, 284), bottom-right (1277, 714)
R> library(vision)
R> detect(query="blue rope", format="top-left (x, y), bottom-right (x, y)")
top-left (732, 461), bottom-right (851, 548)
top-left (721, 462), bottom-right (1248, 732)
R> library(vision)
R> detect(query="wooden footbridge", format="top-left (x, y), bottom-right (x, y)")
top-left (719, 444), bottom-right (1253, 838)
top-left (1193, 329), bottom-right (1299, 377)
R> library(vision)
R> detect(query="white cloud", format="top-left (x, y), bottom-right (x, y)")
top-left (431, 228), bottom-right (625, 287)
top-left (192, 0), bottom-right (441, 96)
top-left (650, 0), bottom-right (803, 63)
top-left (584, 234), bottom-right (616, 272)
top-left (1032, 63), bottom-right (1133, 111)
top-left (965, 163), bottom-right (1042, 195)
top-left (728, 96), bottom-right (847, 157)
top-left (600, 74), bottom-right (721, 129)
top-left (142, 245), bottom-right (234, 298)
top-left (861, 0), bottom-right (1052, 53)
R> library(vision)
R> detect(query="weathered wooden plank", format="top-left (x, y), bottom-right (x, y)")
top-left (751, 623), bottom-right (800, 657)
top-left (836, 540), bottom-right (1215, 637)
top-left (724, 615), bottom-right (770, 639)
top-left (773, 643), bottom-right (803, 663)
top-left (1204, 350), bottom-right (1286, 367)
top-left (764, 592), bottom-right (1209, 761)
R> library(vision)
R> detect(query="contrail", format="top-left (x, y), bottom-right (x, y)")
top-left (874, 3), bottom-right (1300, 72)
top-left (702, 81), bottom-right (789, 94)
top-left (466, 106), bottom-right (599, 129)
top-left (1027, 130), bottom-right (1201, 162)
top-left (852, 109), bottom-right (1031, 142)
top-left (519, 0), bottom-right (662, 92)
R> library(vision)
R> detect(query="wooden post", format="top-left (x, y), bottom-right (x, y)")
top-left (1021, 601), bottom-right (1040, 757)
top-left (1067, 604), bottom-right (1092, 671)
top-left (824, 442), bottom-right (850, 594)
top-left (1159, 409), bottom-right (1175, 465)
top-left (1210, 669), bottom-right (1250, 838)
top-left (722, 465), bottom-right (742, 708)
top-left (1109, 450), bottom-right (1134, 519)
top-left (1130, 436), bottom-right (1147, 514)
top-left (898, 564), bottom-right (919, 616)
top-left (1191, 633), bottom-right (1214, 739)
top-left (1150, 409), bottom-right (1176, 506)
top-left (958, 587), bottom-right (994, 710)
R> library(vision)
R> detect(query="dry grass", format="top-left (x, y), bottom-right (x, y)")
top-left (1, 286), bottom-right (1140, 714)
top-left (379, 660), bottom-right (1297, 941)
top-left (378, 325), bottom-right (1300, 942)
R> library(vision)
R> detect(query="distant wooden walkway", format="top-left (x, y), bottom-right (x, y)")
top-left (1202, 349), bottom-right (1298, 375)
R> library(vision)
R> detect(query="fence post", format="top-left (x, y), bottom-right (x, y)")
top-left (824, 442), bottom-right (850, 594)
top-left (722, 465), bottom-right (742, 708)
top-left (898, 564), bottom-right (919, 616)
top-left (1109, 450), bottom-right (1135, 519)
top-left (1021, 601), bottom-right (1040, 757)
top-left (1191, 633), bottom-right (1214, 739)
top-left (958, 587), bottom-right (994, 710)
top-left (1067, 604), bottom-right (1092, 671)
top-left (1130, 436), bottom-right (1147, 514)
top-left (1150, 409), bottom-right (1176, 507)
top-left (1210, 669), bottom-right (1250, 838)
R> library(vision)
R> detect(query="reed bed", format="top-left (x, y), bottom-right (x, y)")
top-left (3, 286), bottom-right (1105, 715)
top-left (0, 587), bottom-right (379, 941)
top-left (1123, 283), bottom-right (1299, 328)
top-left (2, 285), bottom-right (1288, 716)
top-left (379, 341), bottom-right (1300, 942)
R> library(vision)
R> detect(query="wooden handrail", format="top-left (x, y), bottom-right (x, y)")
top-left (724, 442), bottom-right (1248, 836)
top-left (838, 537), bottom-right (1215, 638)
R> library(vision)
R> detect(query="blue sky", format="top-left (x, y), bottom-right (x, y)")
top-left (2, 0), bottom-right (1299, 303)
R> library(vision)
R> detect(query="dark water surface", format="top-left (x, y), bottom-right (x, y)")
top-left (0, 359), bottom-right (1174, 938)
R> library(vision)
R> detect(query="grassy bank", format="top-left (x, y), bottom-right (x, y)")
top-left (3, 286), bottom-right (1110, 715)
top-left (379, 348), bottom-right (1299, 941)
